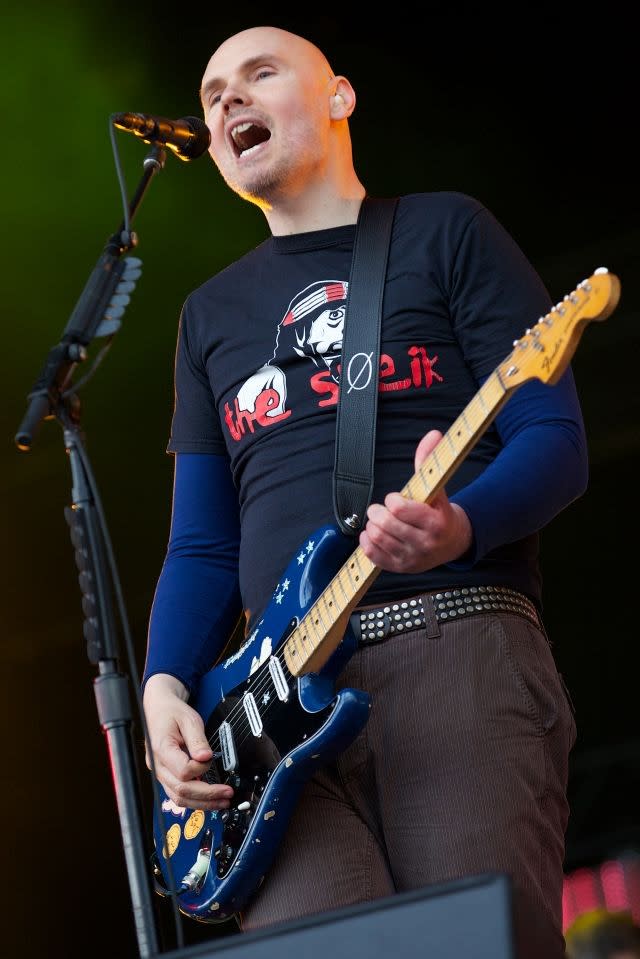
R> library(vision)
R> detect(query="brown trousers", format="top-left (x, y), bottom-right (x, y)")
top-left (241, 606), bottom-right (576, 959)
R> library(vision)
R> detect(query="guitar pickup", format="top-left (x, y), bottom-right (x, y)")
top-left (268, 655), bottom-right (290, 701)
top-left (243, 692), bottom-right (263, 737)
top-left (219, 721), bottom-right (237, 772)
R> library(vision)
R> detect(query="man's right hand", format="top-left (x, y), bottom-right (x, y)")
top-left (142, 673), bottom-right (234, 811)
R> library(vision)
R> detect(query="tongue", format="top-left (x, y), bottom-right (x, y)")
top-left (237, 125), bottom-right (270, 151)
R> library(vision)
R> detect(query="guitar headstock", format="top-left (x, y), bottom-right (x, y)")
top-left (497, 268), bottom-right (621, 389)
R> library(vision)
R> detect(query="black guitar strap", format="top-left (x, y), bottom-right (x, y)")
top-left (332, 195), bottom-right (399, 536)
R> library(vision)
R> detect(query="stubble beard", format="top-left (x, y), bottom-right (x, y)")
top-left (220, 154), bottom-right (293, 206)
top-left (219, 118), bottom-right (318, 206)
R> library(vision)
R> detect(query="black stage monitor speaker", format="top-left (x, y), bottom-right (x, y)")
top-left (160, 871), bottom-right (515, 959)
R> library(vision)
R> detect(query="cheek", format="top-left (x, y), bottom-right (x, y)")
top-left (203, 110), bottom-right (223, 145)
top-left (287, 110), bottom-right (325, 154)
top-left (208, 127), bottom-right (230, 164)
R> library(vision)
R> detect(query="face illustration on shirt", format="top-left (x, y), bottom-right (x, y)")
top-left (278, 280), bottom-right (348, 382)
top-left (291, 301), bottom-right (345, 377)
top-left (230, 280), bottom-right (348, 427)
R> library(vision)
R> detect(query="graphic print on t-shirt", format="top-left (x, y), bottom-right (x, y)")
top-left (222, 278), bottom-right (442, 443)
top-left (224, 280), bottom-right (347, 439)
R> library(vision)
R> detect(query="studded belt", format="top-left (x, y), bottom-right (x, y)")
top-left (351, 585), bottom-right (541, 645)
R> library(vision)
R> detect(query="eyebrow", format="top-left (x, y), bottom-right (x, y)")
top-left (199, 53), bottom-right (284, 105)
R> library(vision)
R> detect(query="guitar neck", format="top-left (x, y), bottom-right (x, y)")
top-left (284, 369), bottom-right (509, 675)
top-left (402, 368), bottom-right (508, 500)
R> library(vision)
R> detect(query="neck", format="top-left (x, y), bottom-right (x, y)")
top-left (262, 180), bottom-right (367, 236)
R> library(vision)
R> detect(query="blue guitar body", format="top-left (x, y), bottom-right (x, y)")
top-left (151, 523), bottom-right (372, 922)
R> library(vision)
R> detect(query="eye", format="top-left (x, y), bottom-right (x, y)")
top-left (201, 91), bottom-right (221, 112)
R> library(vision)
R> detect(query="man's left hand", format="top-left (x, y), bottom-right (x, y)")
top-left (359, 429), bottom-right (473, 574)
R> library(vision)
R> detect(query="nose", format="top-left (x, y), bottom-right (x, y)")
top-left (220, 85), bottom-right (248, 111)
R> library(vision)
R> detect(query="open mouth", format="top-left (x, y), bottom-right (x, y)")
top-left (230, 121), bottom-right (271, 158)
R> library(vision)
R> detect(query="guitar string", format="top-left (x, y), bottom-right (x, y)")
top-left (196, 310), bottom-right (572, 760)
top-left (203, 646), bottom-right (296, 763)
top-left (209, 595), bottom-right (347, 750)
top-left (197, 405), bottom-right (467, 776)
top-left (201, 588), bottom-right (335, 758)
top-left (200, 627), bottom-right (345, 795)
top-left (183, 384), bottom-right (492, 776)
top-left (202, 571), bottom-right (361, 770)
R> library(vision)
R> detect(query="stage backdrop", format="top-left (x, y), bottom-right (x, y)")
top-left (2, 5), bottom-right (638, 957)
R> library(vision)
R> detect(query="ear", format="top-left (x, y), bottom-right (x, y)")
top-left (329, 77), bottom-right (355, 119)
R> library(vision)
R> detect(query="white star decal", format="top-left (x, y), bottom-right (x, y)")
top-left (306, 540), bottom-right (315, 554)
top-left (297, 552), bottom-right (305, 565)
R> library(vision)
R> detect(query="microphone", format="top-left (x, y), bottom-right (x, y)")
top-left (111, 112), bottom-right (211, 161)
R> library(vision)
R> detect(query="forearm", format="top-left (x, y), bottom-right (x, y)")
top-left (449, 370), bottom-right (588, 565)
top-left (143, 453), bottom-right (242, 694)
top-left (144, 559), bottom-right (241, 693)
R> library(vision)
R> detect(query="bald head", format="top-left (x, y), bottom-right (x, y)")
top-left (199, 23), bottom-right (364, 231)
top-left (215, 26), bottom-right (332, 73)
top-left (201, 26), bottom-right (335, 107)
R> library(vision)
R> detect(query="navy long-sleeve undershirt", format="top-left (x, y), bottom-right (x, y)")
top-left (144, 453), bottom-right (242, 695)
top-left (449, 369), bottom-right (588, 565)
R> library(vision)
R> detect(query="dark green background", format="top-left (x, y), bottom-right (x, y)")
top-left (3, 5), bottom-right (638, 956)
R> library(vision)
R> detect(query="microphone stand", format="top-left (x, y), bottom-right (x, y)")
top-left (15, 144), bottom-right (169, 958)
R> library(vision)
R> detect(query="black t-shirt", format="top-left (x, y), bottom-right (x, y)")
top-left (169, 191), bottom-right (553, 623)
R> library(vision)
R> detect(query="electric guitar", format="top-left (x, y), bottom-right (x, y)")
top-left (150, 268), bottom-right (620, 922)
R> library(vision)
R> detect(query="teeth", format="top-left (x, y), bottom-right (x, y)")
top-left (232, 122), bottom-right (253, 139)
top-left (239, 143), bottom-right (262, 157)
top-left (229, 120), bottom-right (269, 157)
